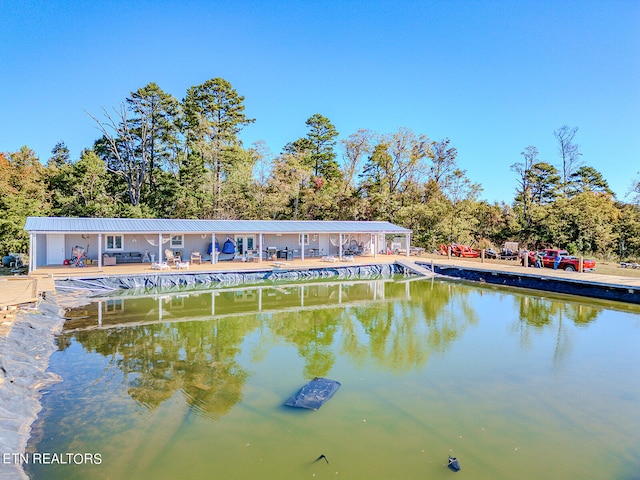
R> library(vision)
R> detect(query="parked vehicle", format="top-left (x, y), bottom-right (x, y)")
top-left (451, 244), bottom-right (480, 258)
top-left (527, 249), bottom-right (596, 271)
top-left (485, 242), bottom-right (519, 260)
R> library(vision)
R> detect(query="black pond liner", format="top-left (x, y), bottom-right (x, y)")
top-left (54, 263), bottom-right (403, 296)
top-left (426, 263), bottom-right (640, 305)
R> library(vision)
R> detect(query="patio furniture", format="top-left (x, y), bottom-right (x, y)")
top-left (102, 254), bottom-right (117, 266)
top-left (151, 262), bottom-right (170, 271)
top-left (190, 251), bottom-right (202, 264)
top-left (347, 240), bottom-right (364, 255)
top-left (165, 249), bottom-right (178, 265)
top-left (278, 248), bottom-right (294, 260)
top-left (103, 252), bottom-right (143, 264)
top-left (176, 261), bottom-right (190, 270)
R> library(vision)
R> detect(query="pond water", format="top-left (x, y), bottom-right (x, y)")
top-left (25, 278), bottom-right (640, 479)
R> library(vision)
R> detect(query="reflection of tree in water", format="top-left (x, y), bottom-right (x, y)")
top-left (59, 280), bottom-right (483, 417)
top-left (268, 308), bottom-right (341, 378)
top-left (516, 296), bottom-right (601, 330)
top-left (342, 281), bottom-right (477, 372)
top-left (62, 315), bottom-right (258, 419)
top-left (514, 295), bottom-right (601, 366)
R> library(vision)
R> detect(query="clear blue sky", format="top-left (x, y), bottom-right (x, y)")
top-left (1, 0), bottom-right (638, 203)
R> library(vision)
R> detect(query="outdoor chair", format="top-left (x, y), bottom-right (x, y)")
top-left (190, 251), bottom-right (202, 264)
top-left (348, 240), bottom-right (364, 255)
top-left (165, 249), bottom-right (178, 265)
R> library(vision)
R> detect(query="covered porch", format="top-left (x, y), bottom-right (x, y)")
top-left (29, 252), bottom-right (421, 280)
top-left (24, 217), bottom-right (414, 273)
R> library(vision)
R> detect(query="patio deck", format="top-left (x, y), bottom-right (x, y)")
top-left (31, 254), bottom-right (400, 279)
top-left (22, 252), bottom-right (640, 289)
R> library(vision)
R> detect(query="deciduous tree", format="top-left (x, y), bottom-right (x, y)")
top-left (511, 146), bottom-right (539, 237)
top-left (429, 137), bottom-right (456, 188)
top-left (89, 102), bottom-right (151, 207)
top-left (553, 125), bottom-right (582, 197)
top-left (127, 82), bottom-right (181, 196)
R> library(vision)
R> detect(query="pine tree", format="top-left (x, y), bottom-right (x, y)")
top-left (183, 78), bottom-right (255, 216)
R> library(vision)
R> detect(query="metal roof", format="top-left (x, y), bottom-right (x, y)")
top-left (24, 217), bottom-right (411, 234)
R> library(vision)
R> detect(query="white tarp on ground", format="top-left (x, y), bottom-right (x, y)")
top-left (0, 296), bottom-right (65, 480)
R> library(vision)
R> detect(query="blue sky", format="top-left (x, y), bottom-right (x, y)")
top-left (1, 0), bottom-right (638, 203)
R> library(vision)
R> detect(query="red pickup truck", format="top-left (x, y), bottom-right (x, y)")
top-left (528, 249), bottom-right (596, 272)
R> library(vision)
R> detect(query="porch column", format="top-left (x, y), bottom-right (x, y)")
top-left (98, 233), bottom-right (103, 268)
top-left (158, 234), bottom-right (162, 262)
top-left (372, 233), bottom-right (377, 259)
top-left (212, 233), bottom-right (217, 264)
top-left (29, 233), bottom-right (34, 272)
top-left (339, 233), bottom-right (343, 259)
top-left (258, 233), bottom-right (263, 263)
top-left (406, 233), bottom-right (410, 258)
top-left (301, 234), bottom-right (305, 262)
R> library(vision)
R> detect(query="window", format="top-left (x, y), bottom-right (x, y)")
top-left (171, 235), bottom-right (184, 248)
top-left (106, 235), bottom-right (123, 250)
top-left (299, 234), bottom-right (309, 245)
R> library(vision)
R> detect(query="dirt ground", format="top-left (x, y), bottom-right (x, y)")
top-left (418, 251), bottom-right (640, 279)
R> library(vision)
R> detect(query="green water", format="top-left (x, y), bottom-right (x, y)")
top-left (24, 279), bottom-right (640, 479)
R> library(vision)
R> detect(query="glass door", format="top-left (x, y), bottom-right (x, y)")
top-left (235, 235), bottom-right (255, 256)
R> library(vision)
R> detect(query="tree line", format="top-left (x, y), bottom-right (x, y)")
top-left (1, 77), bottom-right (639, 260)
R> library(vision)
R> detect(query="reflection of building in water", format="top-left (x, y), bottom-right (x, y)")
top-left (63, 280), bottom-right (414, 332)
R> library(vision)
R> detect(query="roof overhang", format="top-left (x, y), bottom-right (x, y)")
top-left (24, 217), bottom-right (412, 235)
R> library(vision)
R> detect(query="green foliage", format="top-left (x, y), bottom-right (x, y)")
top-left (304, 113), bottom-right (340, 180)
top-left (48, 141), bottom-right (70, 168)
top-left (2, 80), bottom-right (638, 262)
top-left (528, 162), bottom-right (560, 205)
top-left (183, 77), bottom-right (255, 217)
top-left (0, 148), bottom-right (51, 254)
top-left (615, 204), bottom-right (640, 259)
top-left (127, 82), bottom-right (182, 198)
top-left (542, 193), bottom-right (619, 254)
top-left (568, 165), bottom-right (613, 197)
top-left (49, 150), bottom-right (116, 217)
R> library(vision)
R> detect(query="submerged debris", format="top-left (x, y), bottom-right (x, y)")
top-left (285, 377), bottom-right (341, 410)
top-left (448, 456), bottom-right (461, 472)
